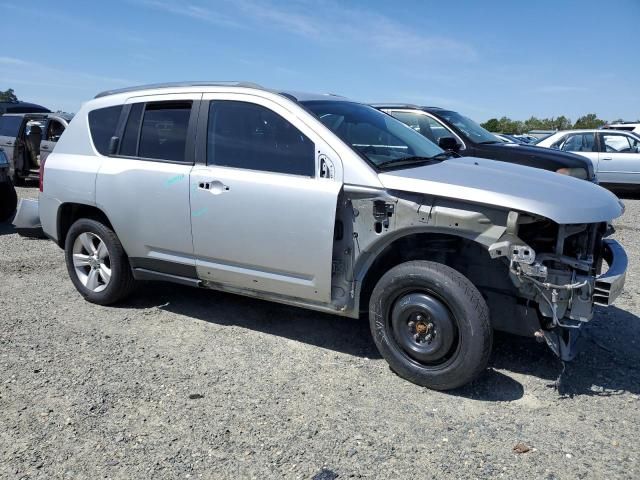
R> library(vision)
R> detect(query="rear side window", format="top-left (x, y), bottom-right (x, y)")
top-left (207, 101), bottom-right (315, 176)
top-left (138, 102), bottom-right (192, 162)
top-left (88, 105), bottom-right (123, 155)
top-left (0, 116), bottom-right (23, 137)
top-left (602, 133), bottom-right (640, 153)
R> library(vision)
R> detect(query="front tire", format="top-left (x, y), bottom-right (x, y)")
top-left (64, 218), bottom-right (135, 305)
top-left (0, 181), bottom-right (18, 222)
top-left (369, 261), bottom-right (492, 390)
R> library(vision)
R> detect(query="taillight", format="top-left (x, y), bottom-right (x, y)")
top-left (39, 156), bottom-right (47, 192)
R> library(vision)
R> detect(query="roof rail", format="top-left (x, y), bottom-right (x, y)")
top-left (94, 81), bottom-right (265, 99)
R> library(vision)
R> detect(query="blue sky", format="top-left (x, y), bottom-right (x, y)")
top-left (2, 0), bottom-right (638, 122)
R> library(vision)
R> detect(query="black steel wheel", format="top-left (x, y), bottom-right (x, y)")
top-left (369, 260), bottom-right (492, 390)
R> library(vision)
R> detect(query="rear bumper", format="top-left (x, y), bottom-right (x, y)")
top-left (12, 198), bottom-right (45, 238)
top-left (594, 239), bottom-right (627, 306)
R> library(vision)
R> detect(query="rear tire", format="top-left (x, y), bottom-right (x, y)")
top-left (369, 260), bottom-right (492, 390)
top-left (64, 218), bottom-right (135, 305)
top-left (0, 181), bottom-right (18, 222)
top-left (11, 171), bottom-right (24, 187)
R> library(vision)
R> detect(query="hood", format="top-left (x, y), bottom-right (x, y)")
top-left (378, 156), bottom-right (623, 225)
top-left (477, 143), bottom-right (595, 178)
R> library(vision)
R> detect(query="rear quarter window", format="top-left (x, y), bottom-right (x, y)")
top-left (88, 105), bottom-right (123, 155)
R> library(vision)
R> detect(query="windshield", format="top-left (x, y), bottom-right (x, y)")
top-left (301, 101), bottom-right (444, 168)
top-left (436, 110), bottom-right (500, 144)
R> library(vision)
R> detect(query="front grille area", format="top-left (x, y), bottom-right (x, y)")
top-left (518, 220), bottom-right (607, 275)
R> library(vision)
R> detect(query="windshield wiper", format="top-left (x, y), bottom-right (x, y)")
top-left (478, 140), bottom-right (501, 144)
top-left (429, 151), bottom-right (459, 160)
top-left (376, 154), bottom-right (451, 169)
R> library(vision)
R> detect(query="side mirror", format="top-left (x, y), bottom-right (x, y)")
top-left (438, 136), bottom-right (459, 151)
top-left (108, 136), bottom-right (120, 155)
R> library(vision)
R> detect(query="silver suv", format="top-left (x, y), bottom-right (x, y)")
top-left (33, 82), bottom-right (627, 390)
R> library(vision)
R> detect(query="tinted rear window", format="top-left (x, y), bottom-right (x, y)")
top-left (0, 116), bottom-right (23, 137)
top-left (88, 105), bottom-right (123, 155)
top-left (138, 102), bottom-right (192, 163)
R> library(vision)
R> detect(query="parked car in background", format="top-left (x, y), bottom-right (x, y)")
top-left (495, 133), bottom-right (524, 144)
top-left (23, 82), bottom-right (627, 390)
top-left (514, 134), bottom-right (539, 144)
top-left (527, 129), bottom-right (557, 140)
top-left (0, 112), bottom-right (72, 184)
top-left (0, 100), bottom-right (50, 115)
top-left (536, 129), bottom-right (640, 187)
top-left (0, 148), bottom-right (18, 221)
top-left (602, 122), bottom-right (640, 135)
top-left (373, 105), bottom-right (595, 181)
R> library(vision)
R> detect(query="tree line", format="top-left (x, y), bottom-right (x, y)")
top-left (0, 88), bottom-right (18, 102)
top-left (479, 113), bottom-right (634, 134)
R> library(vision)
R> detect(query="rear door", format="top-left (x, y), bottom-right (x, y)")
top-left (40, 118), bottom-right (66, 163)
top-left (95, 94), bottom-right (201, 273)
top-left (0, 115), bottom-right (23, 173)
top-left (190, 94), bottom-right (342, 302)
top-left (597, 132), bottom-right (640, 184)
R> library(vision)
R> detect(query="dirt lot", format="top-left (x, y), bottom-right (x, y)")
top-left (1, 186), bottom-right (639, 479)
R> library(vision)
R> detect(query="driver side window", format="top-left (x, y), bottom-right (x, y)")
top-left (207, 101), bottom-right (315, 176)
top-left (389, 111), bottom-right (459, 148)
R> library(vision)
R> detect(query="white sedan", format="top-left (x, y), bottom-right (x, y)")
top-left (536, 129), bottom-right (640, 186)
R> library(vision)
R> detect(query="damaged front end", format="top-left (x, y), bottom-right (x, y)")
top-left (489, 212), bottom-right (627, 360)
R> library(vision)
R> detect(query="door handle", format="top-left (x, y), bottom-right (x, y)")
top-left (602, 157), bottom-right (613, 161)
top-left (198, 180), bottom-right (230, 194)
top-left (41, 145), bottom-right (50, 150)
top-left (6, 142), bottom-right (13, 146)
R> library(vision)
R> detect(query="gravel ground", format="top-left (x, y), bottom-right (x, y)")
top-left (1, 185), bottom-right (639, 479)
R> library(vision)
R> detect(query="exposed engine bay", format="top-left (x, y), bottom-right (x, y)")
top-left (330, 188), bottom-right (627, 361)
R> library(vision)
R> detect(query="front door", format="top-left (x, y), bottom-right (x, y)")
top-left (190, 96), bottom-right (342, 302)
top-left (598, 132), bottom-right (640, 184)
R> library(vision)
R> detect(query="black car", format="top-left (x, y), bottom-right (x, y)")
top-left (0, 148), bottom-right (18, 221)
top-left (0, 100), bottom-right (50, 115)
top-left (372, 105), bottom-right (594, 181)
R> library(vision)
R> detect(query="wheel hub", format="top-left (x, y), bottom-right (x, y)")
top-left (390, 292), bottom-right (456, 364)
top-left (411, 316), bottom-right (434, 343)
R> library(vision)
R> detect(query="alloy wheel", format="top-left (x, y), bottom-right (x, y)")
top-left (72, 232), bottom-right (111, 293)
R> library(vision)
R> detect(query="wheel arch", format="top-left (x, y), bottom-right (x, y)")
top-left (56, 202), bottom-right (115, 249)
top-left (353, 227), bottom-right (542, 336)
top-left (354, 229), bottom-right (488, 311)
